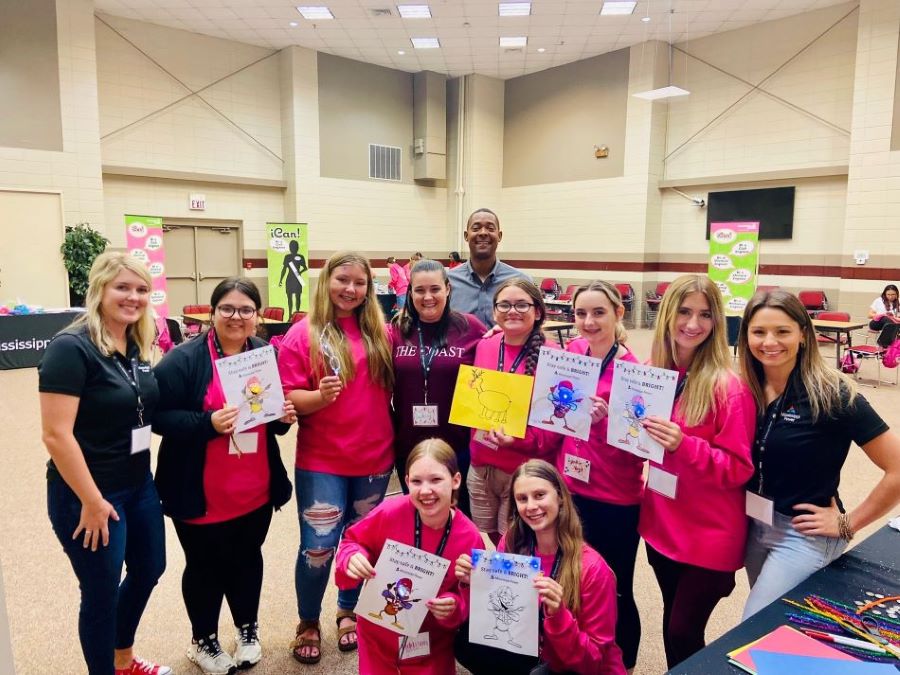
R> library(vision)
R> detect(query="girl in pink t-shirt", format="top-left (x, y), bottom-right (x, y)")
top-left (468, 279), bottom-right (556, 544)
top-left (556, 280), bottom-right (643, 670)
top-left (637, 275), bottom-right (755, 669)
top-left (277, 252), bottom-right (395, 665)
top-left (455, 460), bottom-right (626, 675)
top-left (336, 439), bottom-right (483, 674)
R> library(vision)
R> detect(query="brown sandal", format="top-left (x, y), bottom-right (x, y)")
top-left (336, 609), bottom-right (358, 653)
top-left (291, 619), bottom-right (322, 664)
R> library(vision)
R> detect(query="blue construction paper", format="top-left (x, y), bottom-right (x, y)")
top-left (751, 649), bottom-right (899, 675)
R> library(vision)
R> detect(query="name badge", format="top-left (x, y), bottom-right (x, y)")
top-left (745, 491), bottom-right (774, 526)
top-left (231, 432), bottom-right (259, 455)
top-left (130, 425), bottom-right (152, 455)
top-left (647, 465), bottom-right (677, 499)
top-left (563, 454), bottom-right (590, 483)
top-left (400, 632), bottom-right (430, 660)
top-left (473, 429), bottom-right (498, 450)
top-left (412, 405), bottom-right (439, 427)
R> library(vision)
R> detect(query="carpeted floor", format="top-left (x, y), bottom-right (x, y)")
top-left (1, 328), bottom-right (897, 675)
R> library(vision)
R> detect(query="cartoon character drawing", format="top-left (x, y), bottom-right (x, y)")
top-left (368, 577), bottom-right (420, 629)
top-left (468, 368), bottom-right (511, 425)
top-left (484, 585), bottom-right (524, 648)
top-left (542, 379), bottom-right (583, 432)
top-left (619, 393), bottom-right (647, 450)
top-left (242, 375), bottom-right (271, 415)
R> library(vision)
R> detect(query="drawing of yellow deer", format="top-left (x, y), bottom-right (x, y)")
top-left (468, 368), bottom-right (511, 425)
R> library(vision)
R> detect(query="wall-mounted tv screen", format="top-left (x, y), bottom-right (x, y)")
top-left (705, 186), bottom-right (795, 240)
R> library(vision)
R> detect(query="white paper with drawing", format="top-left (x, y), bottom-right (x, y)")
top-left (468, 549), bottom-right (540, 657)
top-left (354, 539), bottom-right (450, 637)
top-left (607, 361), bottom-right (678, 464)
top-left (214, 345), bottom-right (285, 433)
top-left (527, 347), bottom-right (602, 441)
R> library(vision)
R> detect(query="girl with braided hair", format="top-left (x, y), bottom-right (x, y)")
top-left (467, 278), bottom-right (558, 544)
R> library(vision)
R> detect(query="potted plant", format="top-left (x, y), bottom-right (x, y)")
top-left (61, 223), bottom-right (109, 306)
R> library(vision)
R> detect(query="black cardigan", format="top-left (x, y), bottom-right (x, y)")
top-left (152, 333), bottom-right (293, 520)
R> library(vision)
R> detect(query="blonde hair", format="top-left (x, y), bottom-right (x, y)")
top-left (68, 251), bottom-right (155, 361)
top-left (738, 289), bottom-right (856, 420)
top-left (308, 252), bottom-right (394, 390)
top-left (505, 460), bottom-right (584, 616)
top-left (571, 280), bottom-right (628, 344)
top-left (651, 275), bottom-right (732, 427)
top-left (405, 438), bottom-right (460, 505)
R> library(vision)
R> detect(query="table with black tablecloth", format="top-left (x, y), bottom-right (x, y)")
top-left (668, 524), bottom-right (900, 673)
top-left (0, 311), bottom-right (83, 370)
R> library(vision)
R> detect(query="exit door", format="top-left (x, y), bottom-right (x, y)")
top-left (163, 222), bottom-right (241, 312)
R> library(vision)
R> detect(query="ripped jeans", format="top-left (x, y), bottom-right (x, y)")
top-left (294, 468), bottom-right (392, 621)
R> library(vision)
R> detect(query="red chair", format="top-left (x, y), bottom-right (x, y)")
top-left (645, 282), bottom-right (670, 328)
top-left (798, 290), bottom-right (828, 317)
top-left (262, 307), bottom-right (285, 321)
top-left (182, 304), bottom-right (210, 339)
top-left (846, 323), bottom-right (900, 387)
top-left (539, 278), bottom-right (561, 299)
top-left (614, 283), bottom-right (635, 327)
top-left (290, 311), bottom-right (307, 324)
top-left (557, 284), bottom-right (580, 302)
top-left (815, 311), bottom-right (850, 351)
top-left (756, 285), bottom-right (780, 294)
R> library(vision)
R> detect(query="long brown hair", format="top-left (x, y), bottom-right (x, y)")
top-left (651, 274), bottom-right (732, 426)
top-left (738, 289), bottom-right (856, 419)
top-left (493, 278), bottom-right (547, 376)
top-left (505, 460), bottom-right (583, 615)
top-left (393, 259), bottom-right (468, 346)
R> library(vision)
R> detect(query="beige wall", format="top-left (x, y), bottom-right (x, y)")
top-left (503, 50), bottom-right (629, 187)
top-left (0, 0), bottom-right (63, 152)
top-left (317, 54), bottom-right (414, 184)
top-left (894, 33), bottom-right (900, 151)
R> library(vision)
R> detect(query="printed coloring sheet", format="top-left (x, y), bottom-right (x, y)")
top-left (607, 361), bottom-right (678, 464)
top-left (214, 345), bottom-right (285, 433)
top-left (528, 347), bottom-right (602, 441)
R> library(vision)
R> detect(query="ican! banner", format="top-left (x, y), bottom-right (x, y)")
top-left (708, 221), bottom-right (760, 316)
top-left (125, 215), bottom-right (169, 318)
top-left (267, 223), bottom-right (309, 317)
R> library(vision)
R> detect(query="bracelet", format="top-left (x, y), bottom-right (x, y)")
top-left (837, 512), bottom-right (855, 541)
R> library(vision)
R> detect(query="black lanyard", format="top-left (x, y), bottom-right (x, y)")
top-left (414, 510), bottom-right (453, 557)
top-left (211, 329), bottom-right (250, 359)
top-left (754, 380), bottom-right (791, 496)
top-left (529, 543), bottom-right (563, 581)
top-left (416, 325), bottom-right (439, 405)
top-left (497, 336), bottom-right (528, 373)
top-left (586, 341), bottom-right (619, 378)
top-left (674, 372), bottom-right (689, 401)
top-left (112, 355), bottom-right (145, 427)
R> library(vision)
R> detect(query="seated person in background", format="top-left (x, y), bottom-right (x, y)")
top-left (868, 284), bottom-right (900, 330)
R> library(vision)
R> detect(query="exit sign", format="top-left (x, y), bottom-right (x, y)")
top-left (189, 193), bottom-right (206, 210)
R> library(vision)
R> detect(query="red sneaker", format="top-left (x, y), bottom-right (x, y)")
top-left (114, 656), bottom-right (173, 675)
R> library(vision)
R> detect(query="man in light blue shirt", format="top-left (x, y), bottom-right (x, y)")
top-left (448, 208), bottom-right (528, 327)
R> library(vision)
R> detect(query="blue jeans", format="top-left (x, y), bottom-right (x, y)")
top-left (294, 468), bottom-right (392, 620)
top-left (743, 511), bottom-right (847, 620)
top-left (47, 472), bottom-right (166, 675)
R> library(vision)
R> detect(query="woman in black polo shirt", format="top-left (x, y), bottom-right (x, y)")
top-left (738, 290), bottom-right (900, 619)
top-left (39, 252), bottom-right (169, 675)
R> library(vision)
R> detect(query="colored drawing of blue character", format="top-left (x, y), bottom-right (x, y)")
top-left (619, 394), bottom-right (648, 450)
top-left (542, 379), bottom-right (583, 433)
top-left (368, 577), bottom-right (420, 629)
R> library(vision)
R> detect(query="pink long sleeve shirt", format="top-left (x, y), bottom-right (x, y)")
top-left (493, 538), bottom-right (626, 675)
top-left (557, 338), bottom-right (644, 505)
top-left (468, 334), bottom-right (558, 474)
top-left (335, 496), bottom-right (483, 675)
top-left (277, 316), bottom-right (394, 476)
top-left (638, 371), bottom-right (756, 571)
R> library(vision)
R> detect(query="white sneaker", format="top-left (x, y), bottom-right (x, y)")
top-left (234, 622), bottom-right (262, 669)
top-left (187, 634), bottom-right (237, 675)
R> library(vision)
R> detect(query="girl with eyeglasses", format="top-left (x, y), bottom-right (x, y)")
top-left (467, 278), bottom-right (557, 545)
top-left (153, 277), bottom-right (296, 673)
top-left (277, 252), bottom-right (395, 665)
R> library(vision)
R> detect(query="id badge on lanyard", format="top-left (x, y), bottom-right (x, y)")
top-left (414, 326), bottom-right (440, 426)
top-left (116, 357), bottom-right (151, 454)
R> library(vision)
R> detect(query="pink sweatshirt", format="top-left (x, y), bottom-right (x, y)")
top-left (335, 496), bottom-right (483, 675)
top-left (638, 371), bottom-right (756, 571)
top-left (557, 338), bottom-right (644, 505)
top-left (389, 262), bottom-right (410, 296)
top-left (468, 333), bottom-right (558, 474)
top-left (494, 538), bottom-right (626, 675)
top-left (277, 316), bottom-right (394, 476)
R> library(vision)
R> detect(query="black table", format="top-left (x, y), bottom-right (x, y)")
top-left (0, 311), bottom-right (83, 370)
top-left (669, 525), bottom-right (899, 673)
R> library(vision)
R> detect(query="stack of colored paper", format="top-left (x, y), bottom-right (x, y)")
top-left (727, 625), bottom-right (856, 674)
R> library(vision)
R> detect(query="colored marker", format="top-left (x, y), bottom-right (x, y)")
top-left (801, 629), bottom-right (888, 655)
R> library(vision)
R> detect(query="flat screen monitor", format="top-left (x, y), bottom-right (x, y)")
top-left (706, 186), bottom-right (795, 240)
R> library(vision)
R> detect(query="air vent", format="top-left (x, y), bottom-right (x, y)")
top-left (370, 8), bottom-right (392, 17)
top-left (503, 47), bottom-right (524, 53)
top-left (369, 144), bottom-right (402, 181)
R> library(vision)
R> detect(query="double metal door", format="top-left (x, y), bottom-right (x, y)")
top-left (163, 222), bottom-right (240, 312)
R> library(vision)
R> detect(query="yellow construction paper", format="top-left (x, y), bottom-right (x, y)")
top-left (448, 365), bottom-right (535, 438)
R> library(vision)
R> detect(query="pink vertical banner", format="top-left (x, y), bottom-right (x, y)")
top-left (125, 215), bottom-right (169, 318)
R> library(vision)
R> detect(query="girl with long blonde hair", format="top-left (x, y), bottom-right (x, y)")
top-left (455, 460), bottom-right (626, 674)
top-left (277, 252), bottom-right (395, 665)
top-left (638, 274), bottom-right (756, 669)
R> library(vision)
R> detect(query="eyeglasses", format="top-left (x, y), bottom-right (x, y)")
top-left (494, 301), bottom-right (535, 313)
top-left (216, 305), bottom-right (257, 319)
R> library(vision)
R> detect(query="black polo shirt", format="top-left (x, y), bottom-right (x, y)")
top-left (747, 376), bottom-right (887, 516)
top-left (38, 326), bottom-right (159, 492)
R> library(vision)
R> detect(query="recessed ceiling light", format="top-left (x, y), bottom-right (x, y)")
top-left (537, 47), bottom-right (546, 53)
top-left (411, 37), bottom-right (440, 49)
top-left (296, 6), bottom-right (334, 20)
top-left (641, 15), bottom-right (651, 22)
top-left (632, 85), bottom-right (690, 101)
top-left (600, 1), bottom-right (636, 16)
top-left (499, 36), bottom-right (527, 47)
top-left (499, 2), bottom-right (531, 16)
top-left (397, 5), bottom-right (432, 19)
top-left (289, 21), bottom-right (299, 27)
top-left (397, 50), bottom-right (406, 55)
